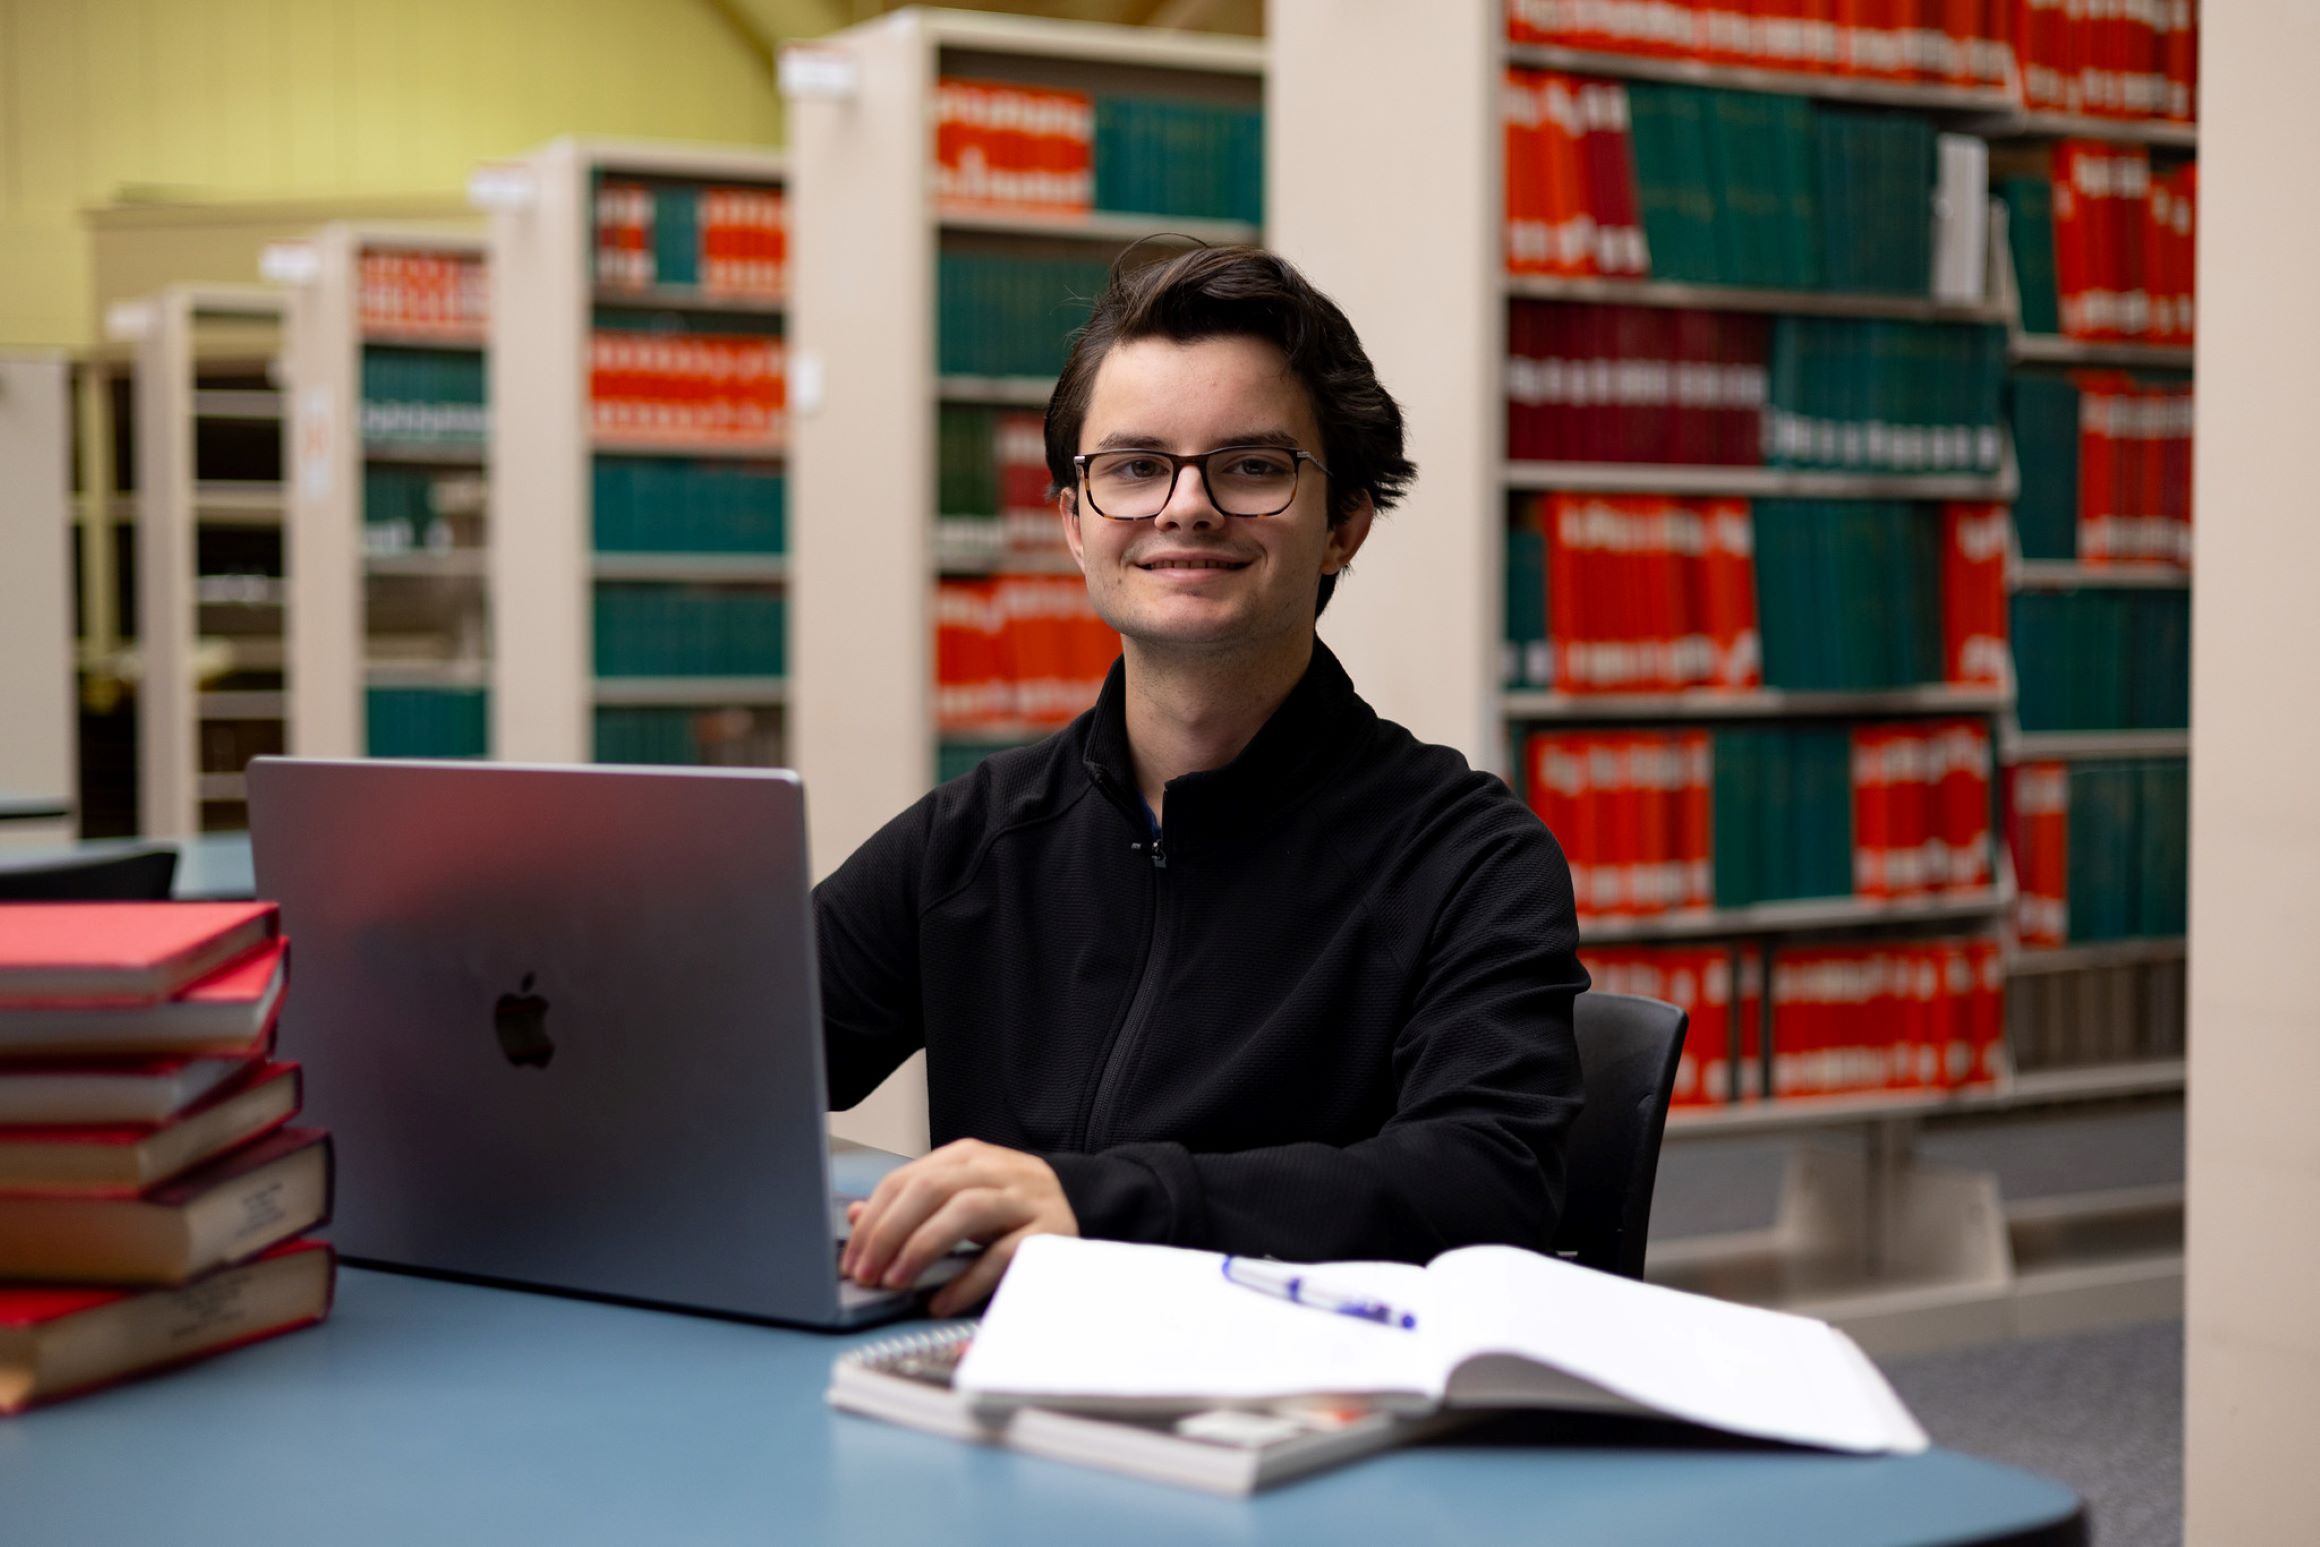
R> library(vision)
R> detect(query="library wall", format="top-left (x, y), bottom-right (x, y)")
top-left (2184, 2), bottom-right (2320, 1541)
top-left (0, 0), bottom-right (794, 348)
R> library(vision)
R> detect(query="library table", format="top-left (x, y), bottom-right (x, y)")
top-left (2, 1268), bottom-right (2086, 1546)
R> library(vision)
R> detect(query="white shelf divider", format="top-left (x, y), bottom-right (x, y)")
top-left (283, 224), bottom-right (490, 762)
top-left (0, 353), bottom-right (77, 842)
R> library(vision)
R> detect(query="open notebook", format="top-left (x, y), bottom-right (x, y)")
top-left (953, 1237), bottom-right (1928, 1456)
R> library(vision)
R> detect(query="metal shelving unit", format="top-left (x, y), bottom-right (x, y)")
top-left (2013, 560), bottom-right (2189, 590)
top-left (1505, 461), bottom-right (2018, 501)
top-left (2009, 333), bottom-right (2196, 371)
top-left (2008, 729), bottom-right (2192, 760)
top-left (1507, 273), bottom-right (2011, 324)
top-left (1503, 685), bottom-right (2011, 722)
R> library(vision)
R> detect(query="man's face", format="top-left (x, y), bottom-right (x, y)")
top-left (1062, 334), bottom-right (1370, 657)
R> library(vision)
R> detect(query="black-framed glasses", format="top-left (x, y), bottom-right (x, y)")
top-left (1071, 445), bottom-right (1331, 521)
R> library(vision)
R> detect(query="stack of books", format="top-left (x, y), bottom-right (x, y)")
top-left (586, 329), bottom-right (784, 450)
top-left (358, 346), bottom-right (488, 448)
top-left (933, 76), bottom-right (1261, 225)
top-left (935, 577), bottom-right (1119, 736)
top-left (1523, 718), bottom-right (1998, 922)
top-left (936, 407), bottom-right (1059, 563)
top-left (594, 178), bottom-right (787, 300)
top-left (2010, 370), bottom-right (2192, 567)
top-left (1506, 0), bottom-right (2024, 94)
top-left (0, 902), bottom-right (335, 1414)
top-left (2001, 149), bottom-right (2198, 346)
top-left (357, 249), bottom-right (487, 341)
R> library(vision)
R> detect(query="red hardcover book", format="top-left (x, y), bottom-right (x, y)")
top-left (0, 937), bottom-right (287, 1061)
top-left (1550, 75), bottom-right (1601, 277)
top-left (1937, 720), bottom-right (1991, 889)
top-left (0, 903), bottom-right (277, 1010)
top-left (1590, 81), bottom-right (1649, 275)
top-left (1598, 736), bottom-right (1644, 917)
top-left (0, 1045), bottom-right (270, 1127)
top-left (1529, 734), bottom-right (1597, 915)
top-left (2009, 762), bottom-right (2070, 945)
top-left (0, 1240), bottom-right (335, 1415)
top-left (1700, 499), bottom-right (1761, 688)
top-left (0, 1126), bottom-right (331, 1286)
top-left (0, 1061), bottom-right (299, 1196)
top-left (2050, 143), bottom-right (2092, 337)
top-left (1969, 939), bottom-right (2006, 1086)
top-left (1942, 503), bottom-right (2010, 685)
top-left (1894, 726), bottom-right (1937, 898)
top-left (1504, 71), bottom-right (1545, 276)
top-left (1633, 735), bottom-right (1677, 912)
top-left (1853, 728), bottom-right (1893, 900)
top-left (1679, 730), bottom-right (1715, 908)
top-left (2162, 0), bottom-right (2195, 121)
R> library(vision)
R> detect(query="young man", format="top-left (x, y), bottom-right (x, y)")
top-left (823, 247), bottom-right (1586, 1316)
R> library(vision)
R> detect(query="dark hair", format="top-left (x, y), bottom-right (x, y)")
top-left (1044, 245), bottom-right (1415, 616)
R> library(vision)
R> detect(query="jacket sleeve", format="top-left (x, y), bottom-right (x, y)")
top-left (812, 793), bottom-right (937, 1111)
top-left (1042, 824), bottom-right (1590, 1263)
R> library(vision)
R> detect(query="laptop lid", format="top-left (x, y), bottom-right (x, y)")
top-left (248, 758), bottom-right (845, 1325)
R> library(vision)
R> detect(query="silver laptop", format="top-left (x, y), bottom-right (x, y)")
top-left (247, 757), bottom-right (957, 1328)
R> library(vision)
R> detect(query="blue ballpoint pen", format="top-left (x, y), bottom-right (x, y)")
top-left (1220, 1256), bottom-right (1419, 1330)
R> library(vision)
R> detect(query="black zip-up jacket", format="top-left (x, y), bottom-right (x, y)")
top-left (814, 641), bottom-right (1588, 1264)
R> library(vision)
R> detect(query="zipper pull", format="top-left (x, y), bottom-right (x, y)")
top-left (1149, 837), bottom-right (1167, 870)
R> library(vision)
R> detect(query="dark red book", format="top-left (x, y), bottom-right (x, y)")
top-left (0, 1061), bottom-right (300, 1195)
top-left (0, 1126), bottom-right (331, 1285)
top-left (0, 1240), bottom-right (334, 1414)
top-left (0, 902), bottom-right (277, 1009)
top-left (0, 936), bottom-right (287, 1060)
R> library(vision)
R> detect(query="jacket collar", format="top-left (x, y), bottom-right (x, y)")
top-left (1080, 639), bottom-right (1369, 844)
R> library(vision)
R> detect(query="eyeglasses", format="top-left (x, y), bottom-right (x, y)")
top-left (1071, 445), bottom-right (1331, 521)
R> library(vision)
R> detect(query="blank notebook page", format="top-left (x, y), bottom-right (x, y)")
top-left (956, 1236), bottom-right (1440, 1408)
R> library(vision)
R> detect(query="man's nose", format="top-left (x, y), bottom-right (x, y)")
top-left (1153, 460), bottom-right (1223, 530)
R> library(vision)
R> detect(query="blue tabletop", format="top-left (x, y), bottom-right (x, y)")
top-left (0, 1269), bottom-right (2083, 1547)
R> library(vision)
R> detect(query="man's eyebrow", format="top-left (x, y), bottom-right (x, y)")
top-left (1088, 429), bottom-right (1304, 452)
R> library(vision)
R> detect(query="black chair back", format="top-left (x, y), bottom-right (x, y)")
top-left (1548, 990), bottom-right (1688, 1280)
top-left (0, 846), bottom-right (179, 902)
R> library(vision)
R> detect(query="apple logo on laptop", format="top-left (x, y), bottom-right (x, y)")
top-left (493, 973), bottom-right (555, 1069)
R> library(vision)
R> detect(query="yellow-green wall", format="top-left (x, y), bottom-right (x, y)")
top-left (0, 0), bottom-right (844, 347)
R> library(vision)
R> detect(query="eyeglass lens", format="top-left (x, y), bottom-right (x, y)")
top-left (1083, 447), bottom-right (1302, 519)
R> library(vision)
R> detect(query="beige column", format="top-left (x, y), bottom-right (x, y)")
top-left (2184, 3), bottom-right (2320, 1540)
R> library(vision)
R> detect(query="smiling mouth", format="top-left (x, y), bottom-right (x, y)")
top-left (1137, 557), bottom-right (1251, 571)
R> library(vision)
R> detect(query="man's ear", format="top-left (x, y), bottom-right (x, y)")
top-left (1322, 493), bottom-right (1376, 575)
top-left (1059, 487), bottom-right (1086, 570)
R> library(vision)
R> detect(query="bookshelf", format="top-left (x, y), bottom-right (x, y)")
top-left (780, 10), bottom-right (1263, 1155)
top-left (473, 136), bottom-right (790, 774)
top-left (105, 286), bottom-right (290, 839)
top-left (0, 354), bottom-right (76, 844)
top-left (1271, 1), bottom-right (2194, 1345)
top-left (277, 226), bottom-right (492, 762)
top-left (784, 7), bottom-right (1264, 877)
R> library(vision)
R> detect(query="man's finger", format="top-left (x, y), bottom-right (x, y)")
top-left (928, 1225), bottom-right (1034, 1318)
top-left (850, 1162), bottom-right (996, 1286)
top-left (884, 1187), bottom-right (1017, 1290)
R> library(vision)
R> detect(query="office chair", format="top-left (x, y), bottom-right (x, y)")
top-left (0, 845), bottom-right (179, 901)
top-left (1547, 991), bottom-right (1688, 1281)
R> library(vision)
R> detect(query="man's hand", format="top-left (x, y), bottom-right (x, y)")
top-left (842, 1138), bottom-right (1078, 1317)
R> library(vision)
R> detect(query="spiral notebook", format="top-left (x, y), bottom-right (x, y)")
top-left (826, 1321), bottom-right (1446, 1495)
